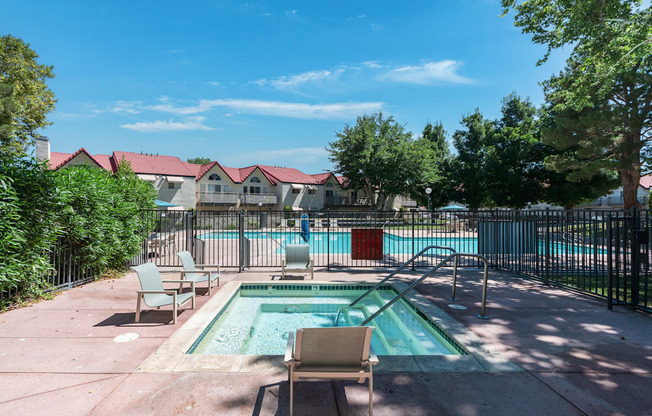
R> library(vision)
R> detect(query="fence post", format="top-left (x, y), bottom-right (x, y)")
top-left (545, 208), bottom-right (550, 286)
top-left (239, 210), bottom-right (245, 272)
top-left (186, 211), bottom-right (195, 259)
top-left (411, 209), bottom-right (415, 271)
top-left (327, 209), bottom-right (330, 271)
top-left (631, 206), bottom-right (640, 310)
top-left (607, 212), bottom-right (613, 310)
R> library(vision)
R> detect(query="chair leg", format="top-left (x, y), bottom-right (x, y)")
top-left (369, 370), bottom-right (374, 416)
top-left (135, 295), bottom-right (142, 322)
top-left (289, 372), bottom-right (294, 416)
top-left (172, 293), bottom-right (177, 324)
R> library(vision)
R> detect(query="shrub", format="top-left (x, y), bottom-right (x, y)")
top-left (0, 158), bottom-right (60, 305)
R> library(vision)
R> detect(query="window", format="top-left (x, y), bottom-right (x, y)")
top-left (308, 189), bottom-right (316, 195)
top-left (208, 184), bottom-right (221, 193)
top-left (292, 188), bottom-right (301, 194)
top-left (250, 176), bottom-right (261, 183)
top-left (326, 182), bottom-right (333, 188)
top-left (208, 173), bottom-right (221, 181)
top-left (326, 190), bottom-right (334, 197)
top-left (249, 186), bottom-right (261, 194)
top-left (168, 182), bottom-right (177, 190)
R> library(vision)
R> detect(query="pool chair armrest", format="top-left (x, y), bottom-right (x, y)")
top-left (284, 332), bottom-right (295, 364)
top-left (368, 347), bottom-right (379, 365)
top-left (162, 280), bottom-right (196, 292)
top-left (137, 289), bottom-right (178, 295)
top-left (179, 270), bottom-right (209, 277)
top-left (195, 263), bottom-right (220, 270)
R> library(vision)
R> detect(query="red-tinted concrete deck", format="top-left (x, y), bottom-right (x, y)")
top-left (1, 267), bottom-right (651, 415)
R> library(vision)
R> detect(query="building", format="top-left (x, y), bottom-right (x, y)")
top-left (37, 137), bottom-right (417, 211)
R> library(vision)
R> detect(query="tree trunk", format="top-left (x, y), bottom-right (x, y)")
top-left (621, 129), bottom-right (642, 210)
top-left (622, 168), bottom-right (641, 209)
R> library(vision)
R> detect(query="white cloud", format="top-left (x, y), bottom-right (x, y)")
top-left (146, 100), bottom-right (215, 115)
top-left (202, 99), bottom-right (382, 119)
top-left (165, 49), bottom-right (182, 54)
top-left (120, 117), bottom-right (214, 132)
top-left (255, 69), bottom-right (345, 90)
top-left (91, 101), bottom-right (142, 114)
top-left (370, 24), bottom-right (383, 31)
top-left (208, 81), bottom-right (220, 86)
top-left (381, 60), bottom-right (473, 85)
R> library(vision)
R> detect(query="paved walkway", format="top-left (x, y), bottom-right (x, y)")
top-left (1, 267), bottom-right (651, 415)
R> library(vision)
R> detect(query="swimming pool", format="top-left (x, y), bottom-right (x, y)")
top-left (188, 284), bottom-right (466, 356)
top-left (199, 230), bottom-right (477, 254)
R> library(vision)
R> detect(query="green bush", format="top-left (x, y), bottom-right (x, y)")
top-left (56, 162), bottom-right (156, 271)
top-left (0, 158), bottom-right (60, 304)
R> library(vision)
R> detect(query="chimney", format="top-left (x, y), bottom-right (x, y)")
top-left (35, 136), bottom-right (50, 161)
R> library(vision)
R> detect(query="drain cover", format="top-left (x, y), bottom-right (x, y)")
top-left (448, 304), bottom-right (467, 310)
top-left (114, 333), bottom-right (139, 343)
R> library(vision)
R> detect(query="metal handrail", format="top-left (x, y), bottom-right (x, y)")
top-left (334, 245), bottom-right (456, 325)
top-left (358, 253), bottom-right (490, 326)
top-left (349, 245), bottom-right (456, 307)
top-left (254, 232), bottom-right (285, 249)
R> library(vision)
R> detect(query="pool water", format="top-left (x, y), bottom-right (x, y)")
top-left (199, 230), bottom-right (477, 254)
top-left (188, 285), bottom-right (465, 356)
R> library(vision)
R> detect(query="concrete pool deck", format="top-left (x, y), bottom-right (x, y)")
top-left (0, 267), bottom-right (651, 415)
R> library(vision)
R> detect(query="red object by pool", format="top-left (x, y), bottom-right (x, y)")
top-left (351, 229), bottom-right (384, 260)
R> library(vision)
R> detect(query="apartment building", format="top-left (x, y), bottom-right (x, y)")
top-left (38, 138), bottom-right (416, 211)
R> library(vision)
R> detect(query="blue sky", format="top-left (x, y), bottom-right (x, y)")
top-left (4, 1), bottom-right (567, 173)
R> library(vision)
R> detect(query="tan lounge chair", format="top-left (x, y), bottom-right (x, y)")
top-left (175, 250), bottom-right (220, 295)
top-left (132, 263), bottom-right (195, 324)
top-left (284, 326), bottom-right (378, 415)
top-left (282, 244), bottom-right (314, 280)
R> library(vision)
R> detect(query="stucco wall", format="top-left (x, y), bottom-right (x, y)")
top-left (155, 176), bottom-right (196, 210)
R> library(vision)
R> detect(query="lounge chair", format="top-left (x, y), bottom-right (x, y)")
top-left (132, 263), bottom-right (196, 324)
top-left (284, 326), bottom-right (378, 416)
top-left (282, 244), bottom-right (313, 280)
top-left (175, 251), bottom-right (220, 295)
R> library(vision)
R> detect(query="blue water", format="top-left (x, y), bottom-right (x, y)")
top-left (189, 287), bottom-right (462, 356)
top-left (199, 231), bottom-right (476, 254)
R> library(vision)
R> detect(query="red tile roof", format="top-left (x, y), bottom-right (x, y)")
top-left (641, 174), bottom-right (652, 189)
top-left (112, 151), bottom-right (195, 176)
top-left (311, 172), bottom-right (334, 184)
top-left (93, 154), bottom-right (113, 170)
top-left (184, 162), bottom-right (203, 178)
top-left (49, 152), bottom-right (72, 169)
top-left (49, 148), bottom-right (106, 170)
top-left (257, 165), bottom-right (320, 185)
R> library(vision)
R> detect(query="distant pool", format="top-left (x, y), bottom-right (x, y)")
top-left (198, 231), bottom-right (476, 255)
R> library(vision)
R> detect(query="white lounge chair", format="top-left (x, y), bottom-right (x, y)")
top-left (175, 251), bottom-right (220, 295)
top-left (284, 326), bottom-right (378, 415)
top-left (132, 263), bottom-right (195, 324)
top-left (282, 244), bottom-right (314, 280)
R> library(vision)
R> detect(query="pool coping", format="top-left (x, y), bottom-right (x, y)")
top-left (136, 280), bottom-right (521, 374)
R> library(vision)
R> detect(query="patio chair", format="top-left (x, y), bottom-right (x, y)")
top-left (284, 326), bottom-right (378, 416)
top-left (175, 251), bottom-right (220, 295)
top-left (282, 244), bottom-right (313, 280)
top-left (132, 263), bottom-right (195, 324)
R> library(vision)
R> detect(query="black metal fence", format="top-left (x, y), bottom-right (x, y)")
top-left (133, 208), bottom-right (651, 312)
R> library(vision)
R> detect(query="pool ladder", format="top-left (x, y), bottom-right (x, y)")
top-left (334, 245), bottom-right (490, 325)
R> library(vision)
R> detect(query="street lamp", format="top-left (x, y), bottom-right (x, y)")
top-left (425, 187), bottom-right (432, 211)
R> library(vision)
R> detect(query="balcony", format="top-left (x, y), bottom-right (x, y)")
top-left (197, 192), bottom-right (239, 205)
top-left (243, 193), bottom-right (277, 205)
top-left (400, 197), bottom-right (418, 207)
top-left (325, 196), bottom-right (371, 207)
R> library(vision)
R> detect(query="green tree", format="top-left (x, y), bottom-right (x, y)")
top-left (540, 102), bottom-right (622, 208)
top-left (0, 35), bottom-right (56, 158)
top-left (501, 1), bottom-right (652, 208)
top-left (451, 110), bottom-right (494, 209)
top-left (187, 157), bottom-right (211, 164)
top-left (328, 112), bottom-right (422, 209)
top-left (410, 122), bottom-right (454, 208)
top-left (0, 82), bottom-right (16, 153)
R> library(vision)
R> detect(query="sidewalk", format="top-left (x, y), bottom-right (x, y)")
top-left (0, 267), bottom-right (651, 415)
